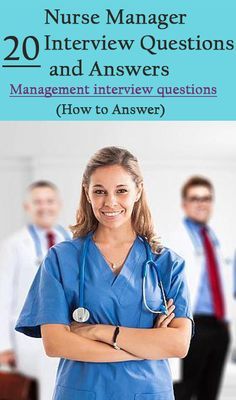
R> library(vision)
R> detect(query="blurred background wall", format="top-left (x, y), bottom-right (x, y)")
top-left (0, 121), bottom-right (235, 241)
top-left (0, 121), bottom-right (235, 397)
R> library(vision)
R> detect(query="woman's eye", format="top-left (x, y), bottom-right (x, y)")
top-left (93, 189), bottom-right (128, 195)
top-left (94, 190), bottom-right (106, 195)
top-left (117, 189), bottom-right (128, 194)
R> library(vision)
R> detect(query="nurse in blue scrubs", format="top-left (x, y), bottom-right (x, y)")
top-left (15, 146), bottom-right (194, 400)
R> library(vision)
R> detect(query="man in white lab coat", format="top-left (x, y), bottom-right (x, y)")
top-left (0, 180), bottom-right (70, 400)
top-left (166, 176), bottom-right (233, 400)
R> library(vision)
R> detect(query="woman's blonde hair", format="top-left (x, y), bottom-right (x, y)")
top-left (70, 146), bottom-right (162, 253)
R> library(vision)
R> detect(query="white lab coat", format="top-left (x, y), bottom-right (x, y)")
top-left (0, 226), bottom-right (69, 400)
top-left (165, 221), bottom-right (234, 381)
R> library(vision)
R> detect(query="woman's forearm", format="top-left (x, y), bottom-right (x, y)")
top-left (41, 325), bottom-right (141, 363)
top-left (94, 323), bottom-right (190, 360)
top-left (68, 302), bottom-right (190, 361)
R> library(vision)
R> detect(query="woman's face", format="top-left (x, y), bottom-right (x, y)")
top-left (86, 165), bottom-right (141, 230)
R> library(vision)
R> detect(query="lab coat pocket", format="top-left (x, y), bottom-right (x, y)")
top-left (135, 390), bottom-right (173, 400)
top-left (53, 385), bottom-right (96, 400)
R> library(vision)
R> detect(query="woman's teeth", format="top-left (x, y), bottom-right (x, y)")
top-left (102, 211), bottom-right (121, 216)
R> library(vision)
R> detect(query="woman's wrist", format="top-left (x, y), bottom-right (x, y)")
top-left (94, 324), bottom-right (114, 345)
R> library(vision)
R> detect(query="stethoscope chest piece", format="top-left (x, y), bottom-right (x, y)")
top-left (73, 307), bottom-right (90, 323)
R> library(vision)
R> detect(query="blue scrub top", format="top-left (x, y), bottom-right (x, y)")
top-left (15, 234), bottom-right (194, 400)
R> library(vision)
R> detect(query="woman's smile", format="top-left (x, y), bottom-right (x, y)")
top-left (100, 209), bottom-right (124, 219)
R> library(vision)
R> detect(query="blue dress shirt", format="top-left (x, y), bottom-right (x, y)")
top-left (184, 217), bottom-right (220, 316)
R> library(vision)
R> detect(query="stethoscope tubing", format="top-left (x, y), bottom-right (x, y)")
top-left (143, 240), bottom-right (168, 315)
top-left (79, 232), bottom-right (92, 307)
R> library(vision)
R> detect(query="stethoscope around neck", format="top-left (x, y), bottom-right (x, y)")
top-left (28, 224), bottom-right (45, 266)
top-left (72, 232), bottom-right (168, 323)
top-left (28, 224), bottom-right (71, 266)
top-left (142, 238), bottom-right (168, 315)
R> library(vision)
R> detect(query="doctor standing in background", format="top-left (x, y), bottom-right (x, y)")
top-left (166, 176), bottom-right (233, 400)
top-left (0, 180), bottom-right (70, 400)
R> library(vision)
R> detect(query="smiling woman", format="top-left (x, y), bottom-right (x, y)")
top-left (83, 164), bottom-right (140, 234)
top-left (15, 146), bottom-right (193, 400)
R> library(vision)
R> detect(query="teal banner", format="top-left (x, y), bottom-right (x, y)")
top-left (0, 1), bottom-right (235, 120)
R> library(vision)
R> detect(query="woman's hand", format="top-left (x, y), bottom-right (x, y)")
top-left (154, 298), bottom-right (175, 328)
